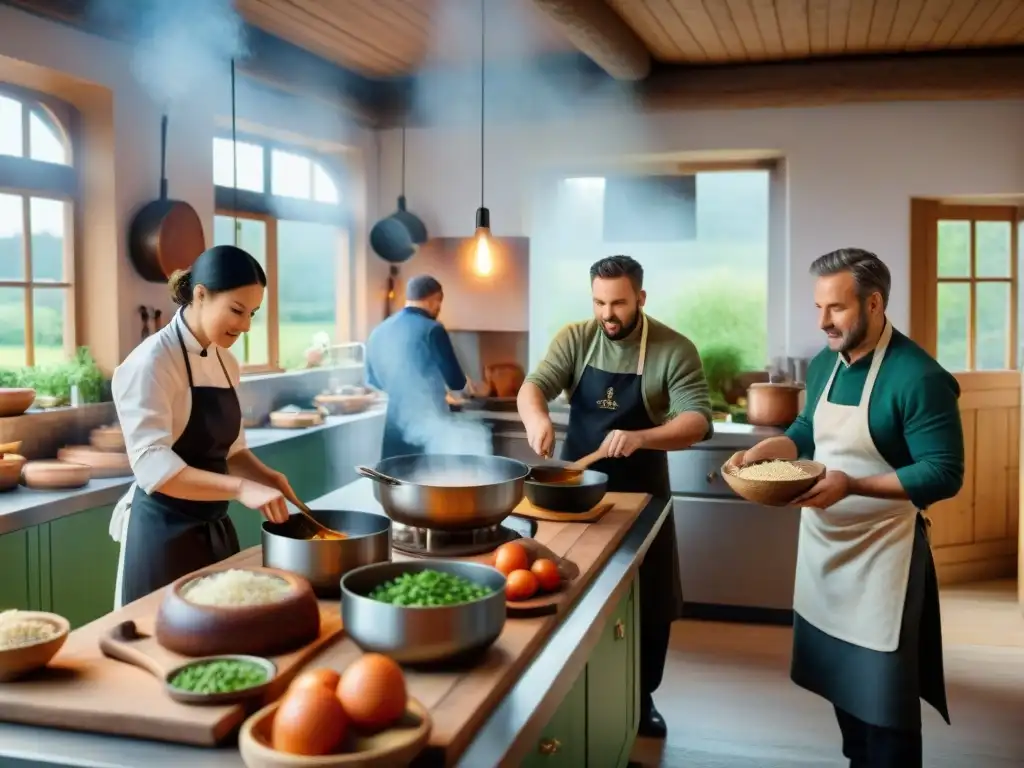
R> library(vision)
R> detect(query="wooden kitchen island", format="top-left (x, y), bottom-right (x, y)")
top-left (0, 479), bottom-right (672, 768)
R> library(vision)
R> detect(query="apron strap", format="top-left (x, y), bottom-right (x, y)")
top-left (174, 318), bottom-right (196, 390)
top-left (214, 349), bottom-right (234, 391)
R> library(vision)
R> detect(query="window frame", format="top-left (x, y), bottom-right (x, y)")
top-left (0, 85), bottom-right (78, 368)
top-left (910, 200), bottom-right (1021, 372)
top-left (213, 131), bottom-right (354, 374)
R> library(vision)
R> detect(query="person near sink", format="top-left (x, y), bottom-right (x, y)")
top-left (365, 274), bottom-right (477, 459)
top-left (517, 254), bottom-right (713, 740)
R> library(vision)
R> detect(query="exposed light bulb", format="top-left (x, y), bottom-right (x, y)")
top-left (473, 228), bottom-right (493, 277)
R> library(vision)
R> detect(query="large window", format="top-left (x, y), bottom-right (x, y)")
top-left (528, 167), bottom-right (771, 372)
top-left (910, 201), bottom-right (1022, 372)
top-left (0, 89), bottom-right (76, 368)
top-left (212, 136), bottom-right (351, 372)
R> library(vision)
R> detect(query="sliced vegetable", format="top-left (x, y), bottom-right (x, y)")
top-left (368, 569), bottom-right (493, 607)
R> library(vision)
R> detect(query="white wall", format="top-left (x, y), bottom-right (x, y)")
top-left (375, 100), bottom-right (1024, 359)
top-left (0, 4), bottom-right (375, 370)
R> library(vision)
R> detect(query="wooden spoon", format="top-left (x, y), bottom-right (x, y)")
top-left (280, 491), bottom-right (347, 540)
top-left (99, 621), bottom-right (276, 706)
top-left (0, 441), bottom-right (22, 456)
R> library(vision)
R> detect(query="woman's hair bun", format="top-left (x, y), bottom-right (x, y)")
top-left (168, 269), bottom-right (193, 306)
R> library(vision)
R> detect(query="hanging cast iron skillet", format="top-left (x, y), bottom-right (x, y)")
top-left (369, 126), bottom-right (427, 264)
top-left (128, 115), bottom-right (206, 283)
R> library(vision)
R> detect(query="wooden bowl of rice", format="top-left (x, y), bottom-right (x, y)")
top-left (156, 567), bottom-right (321, 658)
top-left (0, 610), bottom-right (71, 682)
top-left (722, 459), bottom-right (826, 507)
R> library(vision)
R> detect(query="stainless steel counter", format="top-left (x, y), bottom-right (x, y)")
top-left (0, 407), bottom-right (387, 536)
top-left (0, 480), bottom-right (672, 768)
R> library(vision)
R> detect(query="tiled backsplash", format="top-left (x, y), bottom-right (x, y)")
top-left (0, 365), bottom-right (367, 460)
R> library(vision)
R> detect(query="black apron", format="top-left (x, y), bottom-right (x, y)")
top-left (118, 323), bottom-right (243, 606)
top-left (791, 512), bottom-right (950, 732)
top-left (560, 316), bottom-right (684, 699)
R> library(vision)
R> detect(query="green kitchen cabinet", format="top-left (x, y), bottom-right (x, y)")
top-left (519, 668), bottom-right (588, 768)
top-left (586, 579), bottom-right (639, 768)
top-left (0, 528), bottom-right (31, 611)
top-left (46, 505), bottom-right (120, 627)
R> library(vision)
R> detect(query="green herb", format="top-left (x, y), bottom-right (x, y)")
top-left (168, 659), bottom-right (268, 694)
top-left (0, 347), bottom-right (107, 406)
top-left (368, 569), bottom-right (494, 607)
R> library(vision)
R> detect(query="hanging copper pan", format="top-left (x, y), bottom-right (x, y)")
top-left (128, 115), bottom-right (206, 283)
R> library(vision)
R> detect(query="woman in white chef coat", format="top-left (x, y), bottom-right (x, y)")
top-left (110, 244), bottom-right (294, 608)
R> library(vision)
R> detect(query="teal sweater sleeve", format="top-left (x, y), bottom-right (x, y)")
top-left (893, 371), bottom-right (965, 509)
top-left (784, 350), bottom-right (832, 458)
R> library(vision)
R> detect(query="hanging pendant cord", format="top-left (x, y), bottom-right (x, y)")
top-left (479, 0), bottom-right (485, 209)
top-left (230, 58), bottom-right (239, 247)
top-left (401, 124), bottom-right (407, 196)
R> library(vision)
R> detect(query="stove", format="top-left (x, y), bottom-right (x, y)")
top-left (391, 515), bottom-right (537, 558)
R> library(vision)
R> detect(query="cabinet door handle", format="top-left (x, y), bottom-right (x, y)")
top-left (614, 619), bottom-right (625, 640)
top-left (706, 470), bottom-right (718, 483)
top-left (538, 737), bottom-right (561, 755)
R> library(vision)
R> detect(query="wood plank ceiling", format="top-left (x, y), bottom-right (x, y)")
top-left (236, 0), bottom-right (1024, 78)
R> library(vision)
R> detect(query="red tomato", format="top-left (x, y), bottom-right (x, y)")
top-left (505, 569), bottom-right (539, 601)
top-left (530, 558), bottom-right (562, 592)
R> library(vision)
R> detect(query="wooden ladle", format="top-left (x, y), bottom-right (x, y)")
top-left (283, 493), bottom-right (347, 541)
top-left (99, 621), bottom-right (276, 706)
top-left (528, 447), bottom-right (605, 485)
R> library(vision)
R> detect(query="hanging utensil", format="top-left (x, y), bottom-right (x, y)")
top-left (139, 306), bottom-right (150, 340)
top-left (127, 115), bottom-right (206, 282)
top-left (369, 124), bottom-right (427, 263)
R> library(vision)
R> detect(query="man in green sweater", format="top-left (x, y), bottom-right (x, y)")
top-left (729, 248), bottom-right (963, 768)
top-left (518, 255), bottom-right (713, 740)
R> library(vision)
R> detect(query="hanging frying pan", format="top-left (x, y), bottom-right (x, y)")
top-left (128, 115), bottom-right (206, 283)
top-left (369, 125), bottom-right (426, 264)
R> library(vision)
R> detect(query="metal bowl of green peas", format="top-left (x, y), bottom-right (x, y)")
top-left (340, 560), bottom-right (507, 665)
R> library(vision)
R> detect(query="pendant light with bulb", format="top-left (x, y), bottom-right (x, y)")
top-left (472, 0), bottom-right (493, 278)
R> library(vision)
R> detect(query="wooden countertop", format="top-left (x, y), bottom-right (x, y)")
top-left (0, 492), bottom-right (650, 766)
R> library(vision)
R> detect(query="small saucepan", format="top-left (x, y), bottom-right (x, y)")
top-left (525, 468), bottom-right (609, 514)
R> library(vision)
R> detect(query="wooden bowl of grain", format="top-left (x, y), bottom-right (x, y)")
top-left (0, 610), bottom-right (71, 681)
top-left (155, 566), bottom-right (321, 658)
top-left (722, 459), bottom-right (826, 506)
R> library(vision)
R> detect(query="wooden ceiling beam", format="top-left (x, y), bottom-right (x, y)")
top-left (528, 0), bottom-right (651, 81)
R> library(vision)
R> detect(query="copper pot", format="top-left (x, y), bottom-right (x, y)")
top-left (746, 382), bottom-right (803, 427)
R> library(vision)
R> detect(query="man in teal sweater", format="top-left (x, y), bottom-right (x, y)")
top-left (729, 248), bottom-right (963, 768)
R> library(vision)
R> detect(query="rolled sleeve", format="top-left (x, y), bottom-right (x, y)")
top-left (667, 339), bottom-right (713, 438)
top-left (112, 361), bottom-right (188, 494)
top-left (893, 372), bottom-right (965, 509)
top-left (525, 325), bottom-right (578, 401)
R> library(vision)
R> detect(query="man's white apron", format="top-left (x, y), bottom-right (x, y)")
top-left (793, 322), bottom-right (919, 652)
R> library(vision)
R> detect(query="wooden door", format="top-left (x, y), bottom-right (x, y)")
top-left (909, 200), bottom-right (1022, 586)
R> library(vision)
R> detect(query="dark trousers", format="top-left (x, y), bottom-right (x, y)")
top-left (639, 586), bottom-right (672, 711)
top-left (835, 706), bottom-right (922, 768)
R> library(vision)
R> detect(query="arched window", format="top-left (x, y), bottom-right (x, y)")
top-left (212, 135), bottom-right (352, 372)
top-left (0, 87), bottom-right (77, 369)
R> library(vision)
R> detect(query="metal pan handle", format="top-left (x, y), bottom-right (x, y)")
top-left (356, 465), bottom-right (402, 487)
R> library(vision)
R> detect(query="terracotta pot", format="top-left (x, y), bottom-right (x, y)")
top-left (0, 388), bottom-right (36, 417)
top-left (746, 383), bottom-right (803, 427)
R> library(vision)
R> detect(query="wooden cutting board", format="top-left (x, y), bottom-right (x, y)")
top-left (0, 493), bottom-right (651, 761)
top-left (514, 498), bottom-right (614, 523)
top-left (0, 602), bottom-right (342, 746)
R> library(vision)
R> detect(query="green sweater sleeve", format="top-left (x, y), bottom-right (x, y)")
top-left (893, 371), bottom-right (965, 509)
top-left (524, 324), bottom-right (579, 401)
top-left (666, 336), bottom-right (713, 438)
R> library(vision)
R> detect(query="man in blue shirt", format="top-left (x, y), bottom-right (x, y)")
top-left (366, 275), bottom-right (473, 459)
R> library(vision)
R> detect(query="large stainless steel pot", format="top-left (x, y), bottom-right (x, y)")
top-left (340, 560), bottom-right (507, 664)
top-left (262, 509), bottom-right (391, 597)
top-left (356, 454), bottom-right (530, 531)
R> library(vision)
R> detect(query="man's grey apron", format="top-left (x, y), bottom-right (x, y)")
top-left (560, 315), bottom-right (684, 703)
top-left (790, 321), bottom-right (949, 731)
top-left (116, 324), bottom-right (243, 606)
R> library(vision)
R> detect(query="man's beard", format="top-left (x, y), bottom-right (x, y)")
top-left (828, 304), bottom-right (869, 355)
top-left (602, 311), bottom-right (640, 341)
